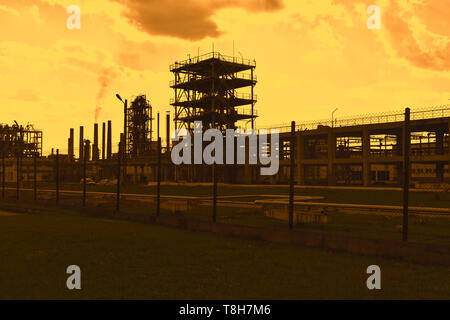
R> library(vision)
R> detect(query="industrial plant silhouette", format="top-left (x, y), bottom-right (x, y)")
top-left (1, 52), bottom-right (449, 300)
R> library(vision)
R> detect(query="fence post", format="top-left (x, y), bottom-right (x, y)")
top-left (2, 150), bottom-right (5, 200)
top-left (402, 108), bottom-right (410, 241)
top-left (116, 142), bottom-right (121, 212)
top-left (33, 152), bottom-right (37, 202)
top-left (212, 162), bottom-right (217, 223)
top-left (82, 144), bottom-right (87, 207)
top-left (56, 149), bottom-right (59, 204)
top-left (16, 146), bottom-right (20, 201)
top-left (289, 121), bottom-right (295, 229)
top-left (156, 137), bottom-right (161, 216)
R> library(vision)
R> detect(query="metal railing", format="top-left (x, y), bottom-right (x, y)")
top-left (170, 52), bottom-right (256, 71)
top-left (169, 73), bottom-right (257, 87)
top-left (170, 92), bottom-right (257, 105)
top-left (268, 105), bottom-right (450, 133)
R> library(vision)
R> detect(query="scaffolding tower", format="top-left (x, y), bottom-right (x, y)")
top-left (126, 95), bottom-right (153, 158)
top-left (170, 52), bottom-right (257, 132)
top-left (0, 122), bottom-right (42, 157)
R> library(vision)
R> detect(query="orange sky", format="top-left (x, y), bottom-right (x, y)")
top-left (0, 0), bottom-right (449, 155)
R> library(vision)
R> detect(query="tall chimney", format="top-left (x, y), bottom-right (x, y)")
top-left (166, 112), bottom-right (170, 152)
top-left (68, 128), bottom-right (74, 160)
top-left (102, 122), bottom-right (106, 160)
top-left (93, 123), bottom-right (99, 161)
top-left (107, 120), bottom-right (112, 160)
top-left (85, 140), bottom-right (91, 161)
top-left (79, 126), bottom-right (84, 161)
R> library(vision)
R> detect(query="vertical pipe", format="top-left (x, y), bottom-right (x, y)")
top-left (289, 121), bottom-right (295, 229)
top-left (107, 120), bottom-right (112, 160)
top-left (79, 126), bottom-right (84, 161)
top-left (85, 140), bottom-right (91, 161)
top-left (56, 149), bottom-right (59, 204)
top-left (166, 112), bottom-right (170, 152)
top-left (93, 123), bottom-right (99, 161)
top-left (33, 152), bottom-right (37, 202)
top-left (212, 162), bottom-right (217, 223)
top-left (150, 103), bottom-right (153, 142)
top-left (102, 122), bottom-right (106, 160)
top-left (156, 137), bottom-right (161, 216)
top-left (82, 144), bottom-right (87, 207)
top-left (69, 128), bottom-right (74, 160)
top-left (116, 141), bottom-right (121, 212)
top-left (402, 108), bottom-right (410, 241)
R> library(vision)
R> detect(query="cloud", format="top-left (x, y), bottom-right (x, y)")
top-left (113, 0), bottom-right (284, 40)
top-left (383, 1), bottom-right (450, 71)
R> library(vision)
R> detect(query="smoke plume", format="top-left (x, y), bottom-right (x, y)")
top-left (95, 68), bottom-right (116, 122)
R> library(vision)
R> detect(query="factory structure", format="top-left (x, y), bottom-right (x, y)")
top-left (1, 52), bottom-right (450, 187)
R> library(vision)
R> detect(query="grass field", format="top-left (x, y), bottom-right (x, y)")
top-left (0, 207), bottom-right (449, 299)
top-left (2, 184), bottom-right (450, 246)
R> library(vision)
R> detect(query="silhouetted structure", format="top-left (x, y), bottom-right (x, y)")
top-left (0, 122), bottom-right (42, 157)
top-left (68, 128), bottom-right (74, 160)
top-left (170, 52), bottom-right (257, 132)
top-left (127, 95), bottom-right (153, 157)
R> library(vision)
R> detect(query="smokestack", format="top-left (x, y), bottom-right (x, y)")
top-left (85, 140), bottom-right (91, 161)
top-left (166, 112), bottom-right (170, 152)
top-left (107, 120), bottom-right (112, 160)
top-left (93, 123), bottom-right (99, 161)
top-left (68, 128), bottom-right (74, 160)
top-left (79, 126), bottom-right (84, 161)
top-left (102, 122), bottom-right (106, 160)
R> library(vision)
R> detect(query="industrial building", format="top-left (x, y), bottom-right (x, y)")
top-left (170, 52), bottom-right (257, 132)
top-left (0, 122), bottom-right (42, 157)
top-left (2, 52), bottom-right (449, 188)
top-left (274, 107), bottom-right (450, 186)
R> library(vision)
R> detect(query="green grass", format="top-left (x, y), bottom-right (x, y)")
top-left (2, 186), bottom-right (450, 246)
top-left (0, 208), bottom-right (449, 299)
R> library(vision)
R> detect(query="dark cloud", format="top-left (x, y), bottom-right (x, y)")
top-left (114, 0), bottom-right (284, 40)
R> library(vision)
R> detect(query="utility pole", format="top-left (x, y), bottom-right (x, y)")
top-left (116, 94), bottom-right (128, 185)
